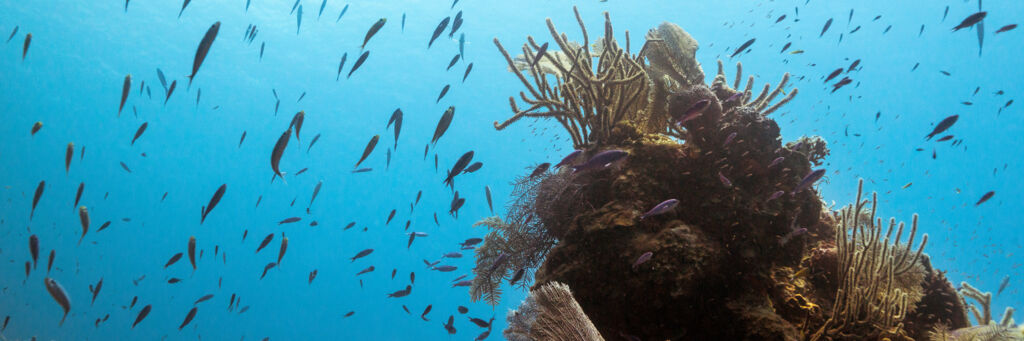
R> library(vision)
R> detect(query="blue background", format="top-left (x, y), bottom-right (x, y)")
top-left (1, 0), bottom-right (1021, 339)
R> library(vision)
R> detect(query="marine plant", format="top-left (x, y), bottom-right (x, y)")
top-left (811, 179), bottom-right (929, 340)
top-left (924, 282), bottom-right (1023, 341)
top-left (492, 7), bottom-right (649, 148)
top-left (469, 169), bottom-right (559, 306)
top-left (504, 282), bottom-right (604, 341)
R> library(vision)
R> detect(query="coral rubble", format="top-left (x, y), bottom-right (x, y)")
top-left (474, 7), bottom-right (1017, 341)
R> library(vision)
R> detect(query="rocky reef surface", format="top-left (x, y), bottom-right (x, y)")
top-left (471, 7), bottom-right (1020, 341)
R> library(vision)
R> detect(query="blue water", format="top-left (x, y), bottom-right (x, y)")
top-left (1, 0), bottom-right (1021, 339)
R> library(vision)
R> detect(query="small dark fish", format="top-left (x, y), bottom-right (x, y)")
top-left (447, 54), bottom-right (460, 71)
top-left (165, 253), bottom-right (184, 268)
top-left (429, 17), bottom-right (450, 48)
top-left (387, 108), bottom-right (403, 149)
top-left (435, 84), bottom-right (452, 104)
top-left (995, 24), bottom-right (1017, 34)
top-left (201, 184), bottom-right (226, 224)
top-left (421, 305), bottom-right (432, 321)
top-left (953, 12), bottom-right (987, 31)
top-left (998, 276), bottom-right (1010, 296)
top-left (165, 80), bottom-right (177, 105)
top-left (775, 15), bottom-right (786, 23)
top-left (462, 162), bottom-right (482, 173)
top-left (355, 135), bottom-right (380, 169)
top-left (387, 209), bottom-right (397, 225)
top-left (531, 42), bottom-right (550, 66)
top-left (919, 24), bottom-right (925, 37)
top-left (194, 294), bottom-right (213, 305)
top-left (351, 248), bottom-right (373, 262)
top-left (308, 270), bottom-right (318, 284)
top-left (849, 26), bottom-right (861, 34)
top-left (132, 305), bottom-right (151, 328)
top-left (256, 233), bottom-right (274, 254)
top-left (632, 252), bottom-right (653, 270)
top-left (259, 42), bottom-right (265, 60)
top-left (130, 122), bottom-right (148, 145)
top-left (260, 262), bottom-right (276, 280)
top-left (847, 59), bottom-right (860, 73)
top-left (31, 180), bottom-right (45, 220)
top-left (98, 221), bottom-right (111, 232)
top-left (47, 250), bottom-right (55, 274)
top-left (29, 235), bottom-right (40, 269)
top-left (792, 169), bottom-right (826, 194)
top-left (64, 142), bottom-right (74, 173)
top-left (462, 63), bottom-right (473, 82)
top-left (91, 278), bottom-right (102, 305)
top-left (187, 22), bottom-right (221, 89)
top-left (640, 199), bottom-right (678, 220)
top-left (468, 317), bottom-right (489, 328)
top-left (975, 191), bottom-right (995, 206)
top-left (824, 68), bottom-right (843, 83)
top-left (289, 111), bottom-right (305, 142)
top-left (943, 6), bottom-right (949, 22)
top-left (336, 4), bottom-right (349, 22)
top-left (936, 135), bottom-right (954, 142)
top-left (925, 115), bottom-right (958, 140)
top-left (730, 38), bottom-right (755, 58)
top-left (78, 206), bottom-right (90, 245)
top-left (444, 151), bottom-right (474, 188)
top-left (271, 129), bottom-right (291, 179)
top-left (44, 277), bottom-right (71, 325)
top-left (178, 307), bottom-right (197, 330)
top-left (529, 162), bottom-right (550, 178)
top-left (336, 53), bottom-right (348, 81)
top-left (188, 236), bottom-right (197, 270)
top-left (31, 121), bottom-right (43, 135)
top-left (387, 285), bottom-right (412, 298)
top-left (296, 5), bottom-right (303, 34)
top-left (572, 150), bottom-right (628, 174)
top-left (458, 306), bottom-right (468, 314)
top-left (278, 217), bottom-right (301, 225)
top-left (450, 10), bottom-right (463, 38)
top-left (431, 106), bottom-right (455, 145)
top-left (510, 268), bottom-right (526, 285)
top-left (831, 77), bottom-right (852, 93)
top-left (119, 75), bottom-right (132, 116)
top-left (820, 18), bottom-right (833, 37)
top-left (884, 25), bottom-right (892, 34)
top-left (352, 168), bottom-right (372, 173)
top-left (168, 278), bottom-right (183, 284)
top-left (677, 99), bottom-right (710, 123)
top-left (348, 51), bottom-right (369, 78)
top-left (278, 236), bottom-right (288, 264)
top-left (22, 33), bottom-right (31, 60)
top-left (362, 18), bottom-right (387, 49)
top-left (178, 0), bottom-right (192, 18)
top-left (356, 266), bottom-right (375, 276)
top-left (6, 26), bottom-right (17, 43)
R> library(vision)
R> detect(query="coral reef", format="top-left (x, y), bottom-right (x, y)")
top-left (477, 7), bottom-right (1000, 341)
top-left (505, 282), bottom-right (604, 341)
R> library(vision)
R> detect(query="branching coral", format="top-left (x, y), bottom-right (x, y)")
top-left (932, 281), bottom-right (1022, 341)
top-left (470, 170), bottom-right (558, 306)
top-left (493, 7), bottom-right (649, 148)
top-left (787, 136), bottom-right (831, 166)
top-left (711, 60), bottom-right (798, 117)
top-left (811, 179), bottom-right (929, 340)
top-left (504, 282), bottom-right (605, 341)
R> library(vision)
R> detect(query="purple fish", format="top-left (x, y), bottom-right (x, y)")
top-left (572, 150), bottom-right (628, 174)
top-left (554, 150), bottom-right (582, 169)
top-left (489, 254), bottom-right (508, 273)
top-left (640, 199), bottom-right (678, 220)
top-left (678, 99), bottom-right (710, 124)
top-left (779, 227), bottom-right (807, 246)
top-left (718, 171), bottom-right (733, 188)
top-left (724, 92), bottom-right (743, 103)
top-left (632, 251), bottom-right (653, 271)
top-left (433, 265), bottom-right (457, 272)
top-left (767, 190), bottom-right (785, 201)
top-left (767, 157), bottom-right (784, 168)
top-left (451, 280), bottom-right (472, 287)
top-left (387, 285), bottom-right (412, 298)
top-left (792, 169), bottom-right (826, 194)
top-left (723, 132), bottom-right (738, 146)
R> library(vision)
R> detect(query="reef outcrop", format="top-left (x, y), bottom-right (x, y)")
top-left (473, 7), bottom-right (1019, 341)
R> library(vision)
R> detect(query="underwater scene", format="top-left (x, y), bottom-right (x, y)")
top-left (1, 0), bottom-right (1023, 340)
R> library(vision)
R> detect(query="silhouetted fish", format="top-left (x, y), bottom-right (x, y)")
top-left (120, 75), bottom-right (131, 116)
top-left (348, 51), bottom-right (369, 78)
top-left (201, 184), bottom-right (226, 224)
top-left (187, 22), bottom-right (221, 89)
top-left (355, 135), bottom-right (380, 169)
top-left (730, 38), bottom-right (755, 58)
top-left (362, 18), bottom-right (386, 49)
top-left (953, 12), bottom-right (986, 31)
top-left (429, 17), bottom-right (450, 48)
top-left (44, 277), bottom-right (71, 325)
top-left (432, 106), bottom-right (455, 145)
